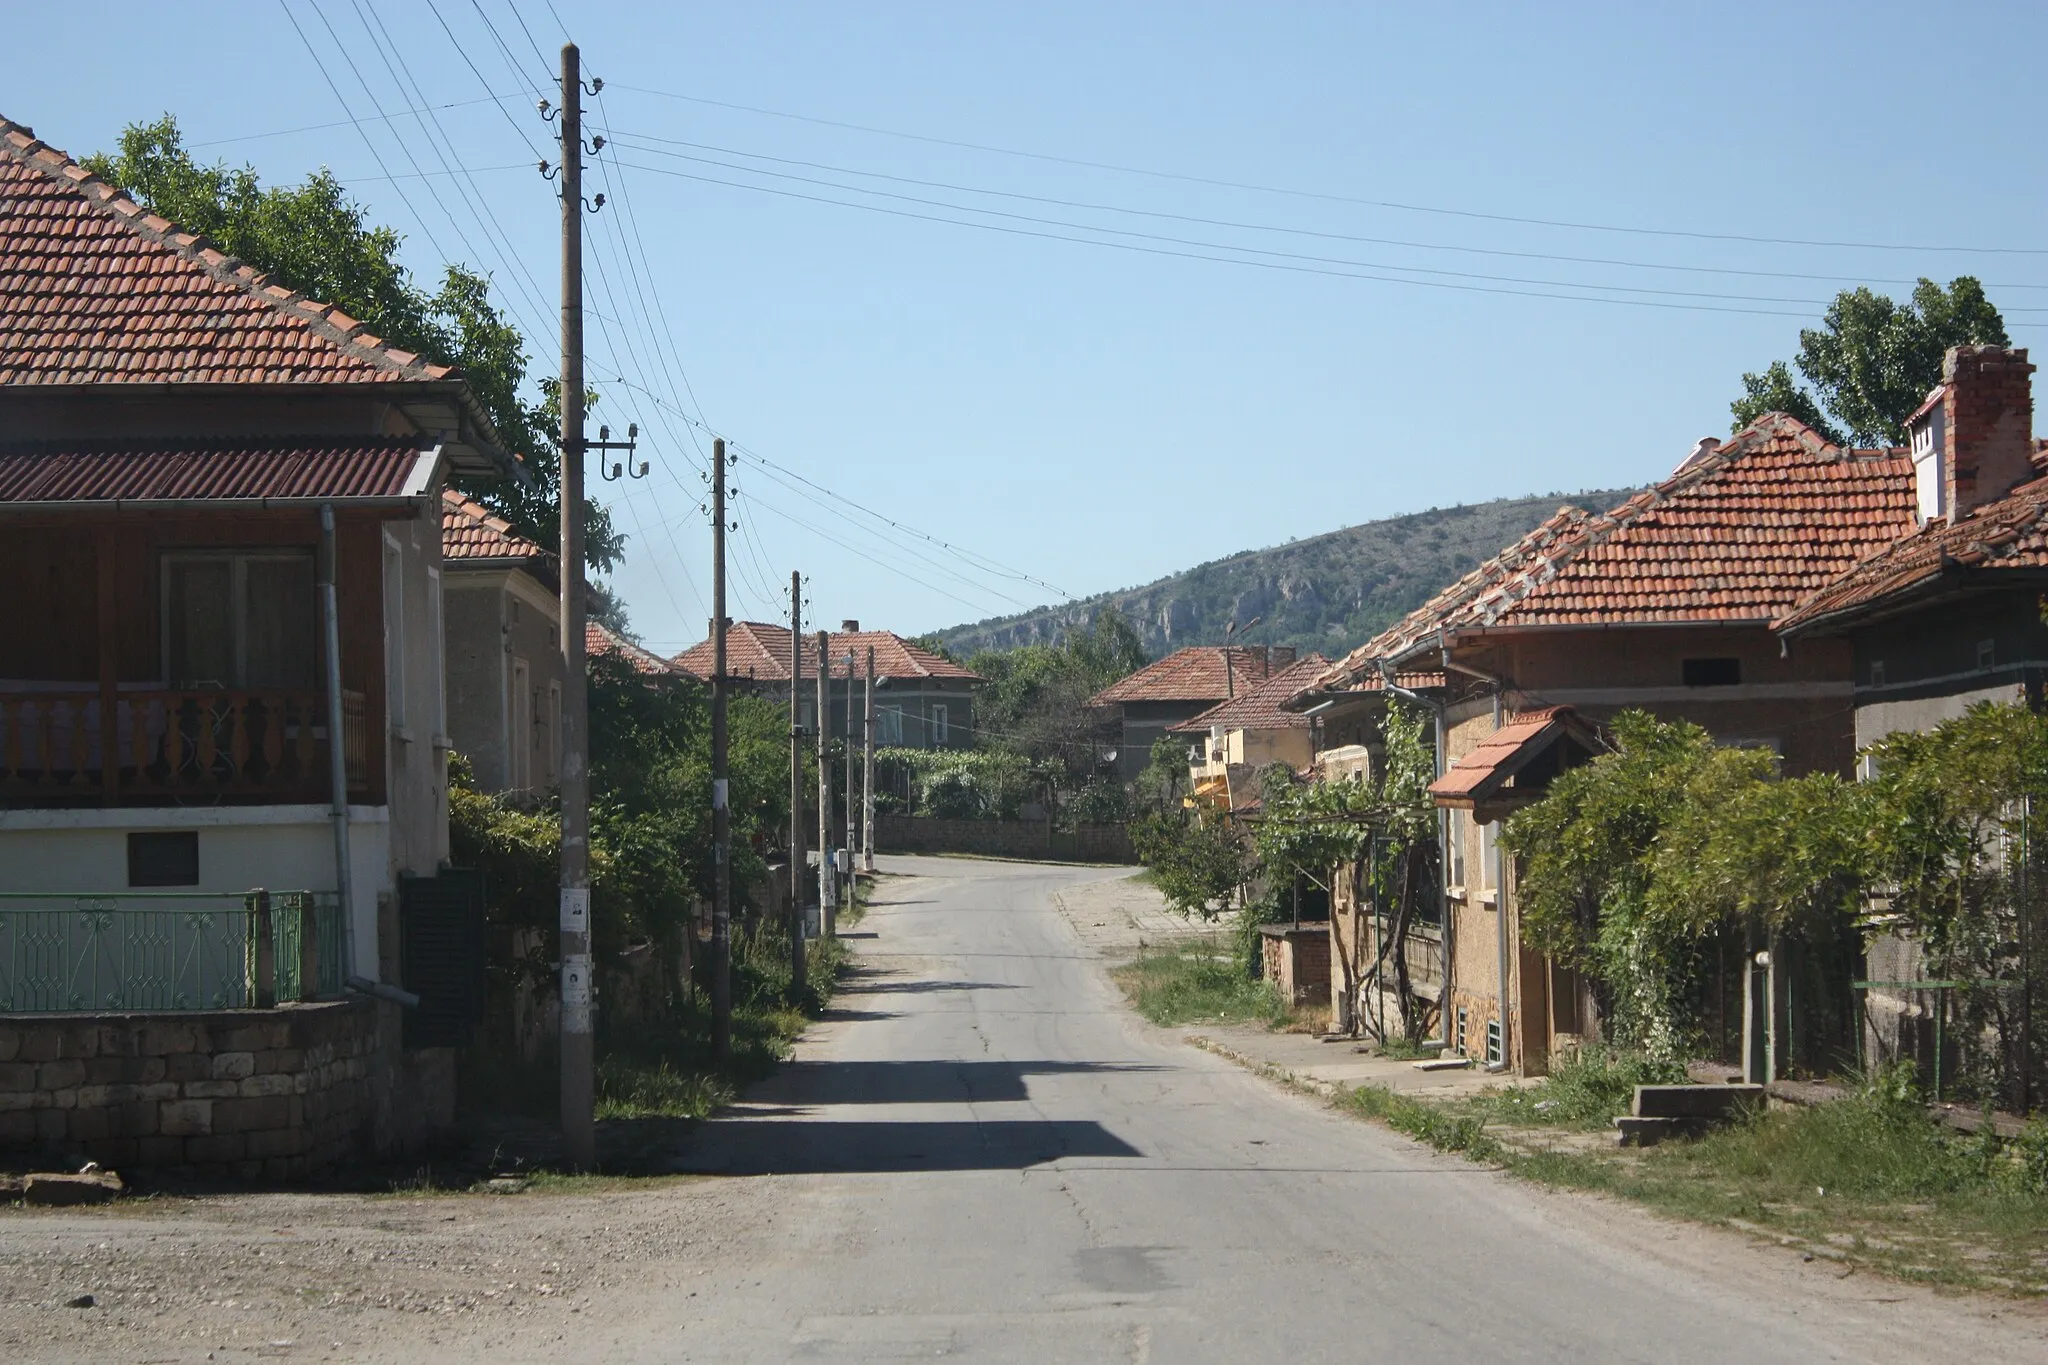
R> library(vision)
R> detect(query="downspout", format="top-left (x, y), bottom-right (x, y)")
top-left (319, 505), bottom-right (357, 982)
top-left (1441, 632), bottom-right (1512, 1072)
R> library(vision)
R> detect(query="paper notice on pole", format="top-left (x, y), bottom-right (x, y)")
top-left (560, 887), bottom-right (589, 934)
top-left (712, 778), bottom-right (729, 810)
top-left (561, 953), bottom-right (592, 1033)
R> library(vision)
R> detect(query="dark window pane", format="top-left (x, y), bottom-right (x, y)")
top-left (1682, 657), bottom-right (1742, 687)
top-left (167, 559), bottom-right (233, 687)
top-left (128, 831), bottom-right (199, 887)
top-left (244, 556), bottom-right (317, 689)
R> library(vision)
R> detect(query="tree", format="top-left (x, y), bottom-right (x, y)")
top-left (965, 607), bottom-right (1147, 789)
top-left (1731, 278), bottom-right (2009, 446)
top-left (84, 116), bottom-right (621, 570)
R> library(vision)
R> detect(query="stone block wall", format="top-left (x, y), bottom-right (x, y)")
top-left (0, 1000), bottom-right (380, 1181)
top-left (874, 815), bottom-right (1137, 864)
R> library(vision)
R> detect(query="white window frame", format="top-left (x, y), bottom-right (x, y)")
top-left (1445, 808), bottom-right (1468, 894)
top-left (879, 704), bottom-right (904, 746)
top-left (509, 656), bottom-right (531, 791)
top-left (930, 703), bottom-right (949, 747)
top-left (546, 681), bottom-right (563, 785)
top-left (382, 531), bottom-right (407, 732)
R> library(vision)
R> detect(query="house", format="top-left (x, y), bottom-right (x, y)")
top-left (1776, 345), bottom-right (2041, 1091)
top-left (1169, 652), bottom-right (1329, 810)
top-left (441, 491), bottom-right (565, 794)
top-left (0, 119), bottom-right (516, 1175)
top-left (1308, 412), bottom-right (1920, 1073)
top-left (673, 620), bottom-right (981, 749)
top-left (1089, 645), bottom-right (1296, 782)
top-left (587, 619), bottom-right (683, 678)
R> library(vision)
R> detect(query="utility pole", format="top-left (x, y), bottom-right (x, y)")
top-left (787, 572), bottom-right (806, 996)
top-left (710, 439), bottom-right (732, 1061)
top-left (554, 41), bottom-right (595, 1172)
top-left (843, 650), bottom-right (856, 930)
top-left (862, 644), bottom-right (876, 873)
top-left (815, 629), bottom-right (831, 941)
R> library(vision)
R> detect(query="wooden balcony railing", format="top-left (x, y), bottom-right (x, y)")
top-left (0, 689), bottom-right (368, 804)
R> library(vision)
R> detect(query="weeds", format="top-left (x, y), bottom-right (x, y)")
top-left (1478, 1046), bottom-right (1688, 1128)
top-left (1347, 1085), bottom-right (1502, 1161)
top-left (1112, 938), bottom-right (1285, 1028)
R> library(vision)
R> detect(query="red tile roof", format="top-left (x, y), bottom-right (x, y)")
top-left (588, 620), bottom-right (680, 676)
top-left (0, 436), bottom-right (434, 503)
top-left (1778, 474), bottom-right (2048, 632)
top-left (1429, 706), bottom-right (1597, 810)
top-left (1169, 655), bottom-right (1330, 733)
top-left (1089, 646), bottom-right (1295, 707)
top-left (1321, 414), bottom-right (1918, 683)
top-left (672, 622), bottom-right (983, 684)
top-left (1, 118), bottom-right (452, 387)
top-left (442, 490), bottom-right (545, 561)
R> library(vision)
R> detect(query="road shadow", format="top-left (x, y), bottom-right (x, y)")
top-left (837, 977), bottom-right (1023, 997)
top-left (731, 1058), bottom-right (1167, 1106)
top-left (671, 1118), bottom-right (1142, 1174)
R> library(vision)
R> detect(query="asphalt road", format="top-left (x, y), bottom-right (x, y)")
top-left (642, 855), bottom-right (2036, 1363)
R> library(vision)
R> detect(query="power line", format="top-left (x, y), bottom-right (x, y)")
top-left (607, 140), bottom-right (1838, 309)
top-left (611, 83), bottom-right (2048, 259)
top-left (188, 94), bottom-right (515, 148)
top-left (614, 158), bottom-right (1821, 319)
top-left (607, 130), bottom-right (2048, 295)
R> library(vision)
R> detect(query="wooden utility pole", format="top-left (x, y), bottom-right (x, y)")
top-left (555, 41), bottom-right (595, 1172)
top-left (710, 439), bottom-right (732, 1061)
top-left (862, 644), bottom-right (876, 872)
top-left (787, 572), bottom-right (806, 995)
top-left (815, 629), bottom-right (831, 939)
top-left (842, 649), bottom-right (855, 932)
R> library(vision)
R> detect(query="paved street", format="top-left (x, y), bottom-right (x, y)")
top-left (3, 855), bottom-right (2043, 1363)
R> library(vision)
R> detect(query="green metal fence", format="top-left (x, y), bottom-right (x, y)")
top-left (0, 890), bottom-right (344, 1013)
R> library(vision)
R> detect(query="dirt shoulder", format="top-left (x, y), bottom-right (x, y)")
top-left (1050, 870), bottom-right (1213, 959)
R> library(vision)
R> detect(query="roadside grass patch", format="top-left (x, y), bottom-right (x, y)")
top-left (1346, 1085), bottom-right (1502, 1161)
top-left (1474, 1046), bottom-right (1688, 1129)
top-left (1112, 937), bottom-right (1286, 1028)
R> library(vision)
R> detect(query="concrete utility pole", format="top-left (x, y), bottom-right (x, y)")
top-left (710, 439), bottom-right (732, 1061)
top-left (815, 629), bottom-right (831, 940)
top-left (843, 650), bottom-right (856, 929)
top-left (555, 41), bottom-right (595, 1172)
top-left (862, 644), bottom-right (876, 873)
top-left (787, 572), bottom-right (805, 995)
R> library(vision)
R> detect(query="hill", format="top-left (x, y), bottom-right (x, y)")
top-left (936, 488), bottom-right (1641, 660)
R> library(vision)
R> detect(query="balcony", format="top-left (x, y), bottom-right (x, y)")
top-left (0, 890), bottom-right (345, 1012)
top-left (0, 688), bottom-right (367, 807)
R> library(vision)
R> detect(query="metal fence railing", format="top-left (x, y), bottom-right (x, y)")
top-left (0, 890), bottom-right (345, 1013)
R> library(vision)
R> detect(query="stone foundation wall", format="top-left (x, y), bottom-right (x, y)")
top-left (0, 1000), bottom-right (383, 1180)
top-left (874, 815), bottom-right (1136, 864)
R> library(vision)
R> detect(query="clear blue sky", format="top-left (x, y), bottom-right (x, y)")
top-left (10, 2), bottom-right (2047, 651)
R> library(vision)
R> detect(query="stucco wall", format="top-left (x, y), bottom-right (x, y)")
top-left (380, 504), bottom-right (450, 879)
top-left (443, 579), bottom-right (508, 789)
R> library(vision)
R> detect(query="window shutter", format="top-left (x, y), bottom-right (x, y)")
top-left (400, 869), bottom-right (486, 1049)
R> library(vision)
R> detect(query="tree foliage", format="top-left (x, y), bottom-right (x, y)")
top-left (84, 115), bottom-right (621, 570)
top-left (1731, 278), bottom-right (2009, 446)
top-left (964, 607), bottom-right (1147, 789)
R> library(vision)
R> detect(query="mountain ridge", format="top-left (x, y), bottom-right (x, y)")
top-left (935, 488), bottom-right (1642, 660)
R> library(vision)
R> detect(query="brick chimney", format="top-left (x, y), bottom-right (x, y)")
top-left (1908, 346), bottom-right (2035, 524)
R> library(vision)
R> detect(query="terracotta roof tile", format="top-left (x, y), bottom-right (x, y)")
top-left (442, 489), bottom-right (545, 561)
top-left (587, 620), bottom-right (680, 676)
top-left (1089, 646), bottom-right (1296, 706)
top-left (672, 621), bottom-right (983, 684)
top-left (1320, 414), bottom-right (1917, 685)
top-left (0, 436), bottom-right (430, 502)
top-left (1168, 655), bottom-right (1330, 733)
top-left (0, 118), bottom-right (452, 386)
top-left (1778, 475), bottom-right (2048, 631)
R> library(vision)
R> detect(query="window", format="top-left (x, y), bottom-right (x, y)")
top-left (383, 534), bottom-right (406, 728)
top-left (1869, 659), bottom-right (1886, 687)
top-left (930, 703), bottom-right (949, 746)
top-left (1978, 639), bottom-right (1997, 670)
top-left (162, 552), bottom-right (316, 689)
top-left (509, 658), bottom-right (531, 790)
top-left (545, 682), bottom-right (562, 785)
top-left (1682, 657), bottom-right (1742, 687)
top-left (128, 831), bottom-right (198, 887)
top-left (1445, 809), bottom-right (1468, 891)
top-left (878, 705), bottom-right (903, 746)
top-left (1486, 1017), bottom-right (1503, 1067)
top-left (426, 565), bottom-right (445, 737)
top-left (1479, 818), bottom-right (1498, 899)
top-left (1456, 1006), bottom-right (1469, 1057)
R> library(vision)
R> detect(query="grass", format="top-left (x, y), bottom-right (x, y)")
top-left (1332, 1054), bottom-right (2048, 1296)
top-left (1111, 936), bottom-right (1287, 1028)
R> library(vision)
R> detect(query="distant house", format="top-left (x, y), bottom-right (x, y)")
top-left (1777, 345), bottom-right (2040, 1087)
top-left (673, 620), bottom-right (981, 749)
top-left (1309, 412), bottom-right (1920, 1074)
top-left (0, 118), bottom-right (518, 1174)
top-left (1168, 653), bottom-right (1328, 810)
top-left (587, 620), bottom-right (683, 678)
top-left (1089, 645), bottom-right (1296, 782)
top-left (441, 492), bottom-right (565, 794)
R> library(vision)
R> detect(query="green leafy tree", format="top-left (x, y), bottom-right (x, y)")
top-left (966, 607), bottom-right (1147, 789)
top-left (1731, 278), bottom-right (2008, 446)
top-left (84, 116), bottom-right (621, 570)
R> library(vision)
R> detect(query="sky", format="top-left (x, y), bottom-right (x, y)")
top-left (9, 2), bottom-right (2048, 652)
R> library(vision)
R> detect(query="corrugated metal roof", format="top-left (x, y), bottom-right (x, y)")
top-left (0, 437), bottom-right (432, 503)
